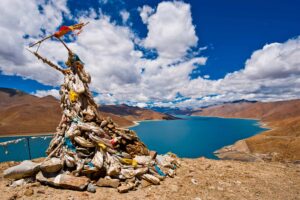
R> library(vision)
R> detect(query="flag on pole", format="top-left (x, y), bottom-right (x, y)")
top-left (29, 22), bottom-right (89, 47)
top-left (54, 26), bottom-right (71, 37)
top-left (54, 22), bottom-right (87, 38)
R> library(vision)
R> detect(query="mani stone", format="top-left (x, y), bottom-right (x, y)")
top-left (24, 188), bottom-right (34, 196)
top-left (117, 182), bottom-right (135, 193)
top-left (36, 171), bottom-right (56, 187)
top-left (149, 151), bottom-right (157, 159)
top-left (40, 158), bottom-right (62, 173)
top-left (36, 172), bottom-right (89, 191)
top-left (54, 174), bottom-right (90, 190)
top-left (87, 183), bottom-right (96, 193)
top-left (107, 124), bottom-right (115, 129)
top-left (96, 178), bottom-right (120, 188)
top-left (141, 174), bottom-right (160, 185)
top-left (141, 179), bottom-right (152, 188)
top-left (4, 160), bottom-right (40, 180)
top-left (100, 120), bottom-right (108, 128)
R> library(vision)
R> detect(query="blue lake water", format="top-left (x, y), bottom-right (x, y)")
top-left (131, 116), bottom-right (267, 158)
top-left (0, 135), bottom-right (52, 162)
top-left (0, 116), bottom-right (266, 162)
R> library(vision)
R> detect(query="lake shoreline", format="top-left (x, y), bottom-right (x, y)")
top-left (192, 115), bottom-right (272, 130)
top-left (0, 132), bottom-right (54, 138)
top-left (0, 116), bottom-right (270, 160)
top-left (0, 116), bottom-right (269, 138)
top-left (0, 119), bottom-right (175, 137)
top-left (130, 116), bottom-right (265, 159)
top-left (123, 118), bottom-right (174, 129)
top-left (194, 115), bottom-right (280, 161)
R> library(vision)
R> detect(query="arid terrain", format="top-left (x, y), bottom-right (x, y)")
top-left (0, 89), bottom-right (300, 199)
top-left (0, 157), bottom-right (299, 200)
top-left (0, 88), bottom-right (175, 135)
top-left (192, 99), bottom-right (300, 161)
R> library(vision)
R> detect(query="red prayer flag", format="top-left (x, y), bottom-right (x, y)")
top-left (54, 26), bottom-right (72, 38)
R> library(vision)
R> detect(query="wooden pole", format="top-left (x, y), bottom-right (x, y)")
top-left (29, 34), bottom-right (53, 48)
top-left (57, 37), bottom-right (72, 54)
top-left (26, 137), bottom-right (32, 160)
top-left (26, 49), bottom-right (66, 74)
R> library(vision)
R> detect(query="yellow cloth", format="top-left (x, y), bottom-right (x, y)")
top-left (132, 159), bottom-right (138, 167)
top-left (69, 90), bottom-right (78, 102)
top-left (98, 143), bottom-right (106, 150)
top-left (120, 158), bottom-right (138, 167)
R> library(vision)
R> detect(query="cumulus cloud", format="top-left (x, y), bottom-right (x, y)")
top-left (178, 37), bottom-right (300, 107)
top-left (0, 0), bottom-right (69, 85)
top-left (72, 16), bottom-right (143, 88)
top-left (99, 0), bottom-right (108, 4)
top-left (120, 10), bottom-right (130, 24)
top-left (0, 0), bottom-right (299, 109)
top-left (68, 1), bottom-right (206, 105)
top-left (242, 39), bottom-right (300, 80)
top-left (32, 89), bottom-right (60, 99)
top-left (138, 5), bottom-right (154, 24)
top-left (142, 1), bottom-right (198, 59)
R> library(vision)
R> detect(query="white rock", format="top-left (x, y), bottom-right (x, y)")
top-left (40, 158), bottom-right (62, 173)
top-left (141, 174), bottom-right (160, 185)
top-left (191, 178), bottom-right (198, 185)
top-left (10, 179), bottom-right (25, 187)
top-left (4, 160), bottom-right (40, 180)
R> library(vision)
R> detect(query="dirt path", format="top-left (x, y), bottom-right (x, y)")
top-left (0, 158), bottom-right (299, 200)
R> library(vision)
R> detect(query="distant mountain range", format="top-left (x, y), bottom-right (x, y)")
top-left (149, 106), bottom-right (193, 115)
top-left (149, 99), bottom-right (258, 115)
top-left (0, 88), bottom-right (177, 135)
top-left (191, 99), bottom-right (300, 121)
top-left (1, 87), bottom-right (299, 161)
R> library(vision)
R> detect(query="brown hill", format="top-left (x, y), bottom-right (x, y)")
top-left (100, 104), bottom-right (178, 122)
top-left (0, 88), bottom-right (175, 136)
top-left (0, 88), bottom-right (61, 135)
top-left (192, 99), bottom-right (300, 161)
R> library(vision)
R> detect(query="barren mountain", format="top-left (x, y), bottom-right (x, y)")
top-left (0, 88), bottom-right (175, 136)
top-left (192, 99), bottom-right (300, 161)
top-left (100, 104), bottom-right (177, 121)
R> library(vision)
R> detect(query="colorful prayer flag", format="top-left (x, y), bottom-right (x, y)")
top-left (54, 23), bottom-right (86, 38)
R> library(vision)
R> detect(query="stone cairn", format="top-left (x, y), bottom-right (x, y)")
top-left (3, 27), bottom-right (180, 193)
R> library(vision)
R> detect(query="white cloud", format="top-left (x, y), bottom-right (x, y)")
top-left (1, 0), bottom-right (299, 109)
top-left (1, 0), bottom-right (206, 107)
top-left (136, 102), bottom-right (147, 108)
top-left (138, 57), bottom-right (207, 101)
top-left (99, 0), bottom-right (108, 4)
top-left (138, 5), bottom-right (154, 24)
top-left (95, 93), bottom-right (117, 105)
top-left (142, 1), bottom-right (198, 60)
top-left (71, 16), bottom-right (143, 93)
top-left (242, 39), bottom-right (300, 79)
top-left (178, 37), bottom-right (300, 107)
top-left (120, 10), bottom-right (130, 24)
top-left (32, 89), bottom-right (60, 99)
top-left (0, 0), bottom-right (69, 86)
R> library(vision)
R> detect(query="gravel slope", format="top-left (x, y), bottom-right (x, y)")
top-left (0, 157), bottom-right (299, 200)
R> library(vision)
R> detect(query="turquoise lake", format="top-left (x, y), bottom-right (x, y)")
top-left (0, 116), bottom-right (266, 162)
top-left (131, 116), bottom-right (266, 158)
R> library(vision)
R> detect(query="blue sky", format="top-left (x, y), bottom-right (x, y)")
top-left (0, 0), bottom-right (299, 108)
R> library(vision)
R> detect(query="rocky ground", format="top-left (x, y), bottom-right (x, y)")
top-left (0, 157), bottom-right (299, 200)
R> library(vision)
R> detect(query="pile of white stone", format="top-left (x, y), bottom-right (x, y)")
top-left (3, 51), bottom-right (180, 193)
